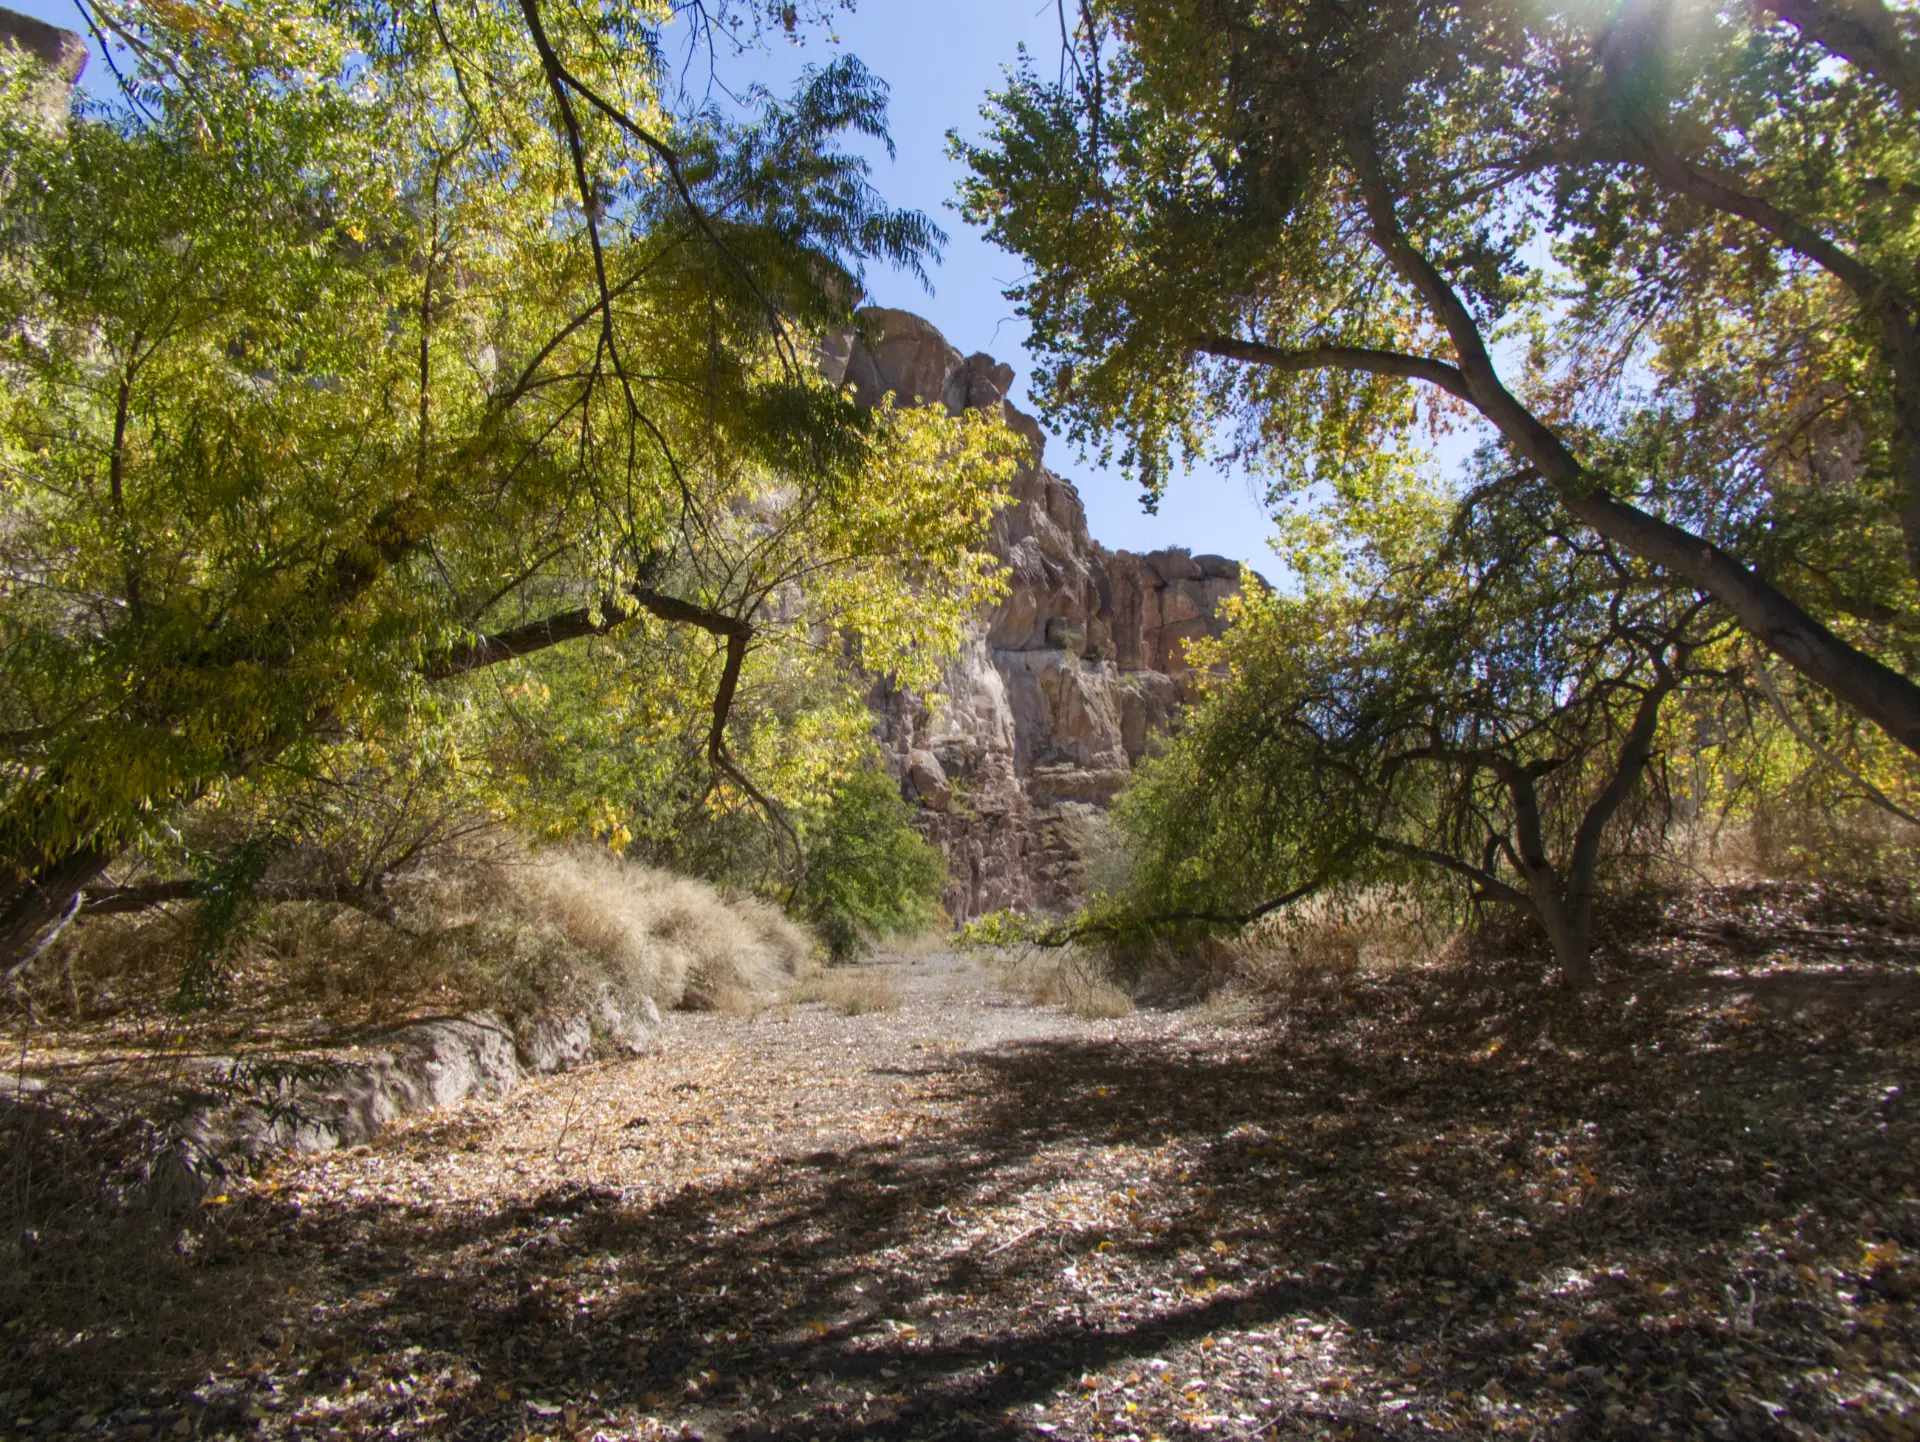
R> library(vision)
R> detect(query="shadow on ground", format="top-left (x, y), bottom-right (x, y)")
top-left (4, 883), bottom-right (1919, 1440)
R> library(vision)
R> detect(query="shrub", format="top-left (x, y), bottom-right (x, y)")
top-left (11, 845), bottom-right (812, 1033)
top-left (795, 767), bottom-right (947, 959)
top-left (436, 846), bottom-right (812, 1016)
top-left (990, 946), bottom-right (1134, 1019)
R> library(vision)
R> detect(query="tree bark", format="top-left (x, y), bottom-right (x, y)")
top-left (1489, 757), bottom-right (1599, 987)
top-left (1528, 883), bottom-right (1597, 989)
top-left (0, 840), bottom-right (118, 972)
top-left (1605, 121), bottom-right (1920, 582)
top-left (1556, 674), bottom-right (1675, 985)
top-left (1340, 128), bottom-right (1920, 759)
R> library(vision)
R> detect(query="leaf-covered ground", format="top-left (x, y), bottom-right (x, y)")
top-left (4, 882), bottom-right (1920, 1441)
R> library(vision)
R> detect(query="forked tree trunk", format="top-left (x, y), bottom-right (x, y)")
top-left (1495, 672), bottom-right (1673, 990)
top-left (1526, 879), bottom-right (1598, 990)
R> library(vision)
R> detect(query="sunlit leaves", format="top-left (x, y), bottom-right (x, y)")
top-left (0, 0), bottom-right (1005, 905)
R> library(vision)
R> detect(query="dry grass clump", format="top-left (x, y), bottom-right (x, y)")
top-left (1670, 803), bottom-right (1920, 888)
top-left (880, 927), bottom-right (957, 957)
top-left (786, 967), bottom-right (901, 1016)
top-left (994, 947), bottom-right (1134, 1019)
top-left (6, 845), bottom-right (814, 1035)
top-left (1211, 890), bottom-right (1447, 1009)
top-left (433, 846), bottom-right (812, 1017)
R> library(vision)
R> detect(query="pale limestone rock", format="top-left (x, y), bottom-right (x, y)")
top-left (149, 989), bottom-right (662, 1204)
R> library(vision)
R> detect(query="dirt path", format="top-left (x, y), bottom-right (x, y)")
top-left (6, 913), bottom-right (1920, 1442)
top-left (332, 950), bottom-right (1188, 1210)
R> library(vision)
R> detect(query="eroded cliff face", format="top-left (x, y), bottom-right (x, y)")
top-left (826, 309), bottom-right (1260, 921)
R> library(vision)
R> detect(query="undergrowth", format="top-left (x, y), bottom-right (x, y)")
top-left (786, 966), bottom-right (902, 1015)
top-left (4, 846), bottom-right (813, 1037)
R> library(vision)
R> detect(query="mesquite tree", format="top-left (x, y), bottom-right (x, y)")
top-left (1098, 472), bottom-right (1733, 985)
top-left (0, 0), bottom-right (1016, 965)
top-left (956, 0), bottom-right (1920, 761)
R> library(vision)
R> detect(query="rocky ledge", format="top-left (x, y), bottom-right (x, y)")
top-left (2, 989), bottom-right (661, 1210)
top-left (826, 309), bottom-right (1262, 921)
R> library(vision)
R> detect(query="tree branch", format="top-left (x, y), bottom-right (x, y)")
top-left (1754, 651), bottom-right (1920, 827)
top-left (1606, 120), bottom-right (1920, 575)
top-left (1565, 672), bottom-right (1676, 901)
top-left (1191, 336), bottom-right (1473, 402)
top-left (1370, 836), bottom-right (1530, 908)
top-left (516, 0), bottom-right (798, 369)
top-left (1028, 876), bottom-right (1329, 948)
top-left (1757, 0), bottom-right (1920, 111)
top-left (424, 580), bottom-right (752, 680)
top-left (1336, 121), bottom-right (1920, 759)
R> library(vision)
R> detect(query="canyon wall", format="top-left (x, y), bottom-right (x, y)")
top-left (825, 309), bottom-right (1260, 921)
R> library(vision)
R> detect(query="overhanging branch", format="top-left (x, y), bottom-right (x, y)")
top-left (1191, 336), bottom-right (1473, 402)
top-left (1026, 876), bottom-right (1330, 949)
top-left (424, 582), bottom-right (751, 680)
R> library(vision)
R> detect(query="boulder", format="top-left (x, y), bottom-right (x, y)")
top-left (907, 748), bottom-right (953, 811)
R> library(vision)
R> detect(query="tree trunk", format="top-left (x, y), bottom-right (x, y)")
top-left (0, 841), bottom-right (117, 974)
top-left (1526, 876), bottom-right (1597, 989)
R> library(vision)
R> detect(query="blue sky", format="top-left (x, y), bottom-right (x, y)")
top-left (13, 0), bottom-right (1280, 563)
top-left (703, 2), bottom-right (1281, 563)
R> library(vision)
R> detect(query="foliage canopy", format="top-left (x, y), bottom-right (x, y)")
top-left (959, 0), bottom-right (1920, 976)
top-left (0, 0), bottom-right (1019, 962)
top-left (957, 0), bottom-right (1920, 758)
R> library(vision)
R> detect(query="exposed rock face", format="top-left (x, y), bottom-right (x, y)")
top-left (826, 309), bottom-right (1262, 921)
top-left (0, 8), bottom-right (86, 132)
top-left (145, 993), bottom-right (661, 1206)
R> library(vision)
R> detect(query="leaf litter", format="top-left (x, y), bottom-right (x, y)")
top-left (2, 884), bottom-right (1918, 1440)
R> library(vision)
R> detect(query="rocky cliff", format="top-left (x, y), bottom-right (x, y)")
top-left (824, 309), bottom-right (1260, 921)
top-left (0, 7), bottom-right (87, 132)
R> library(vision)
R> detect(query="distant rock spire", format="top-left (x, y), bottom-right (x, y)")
top-left (834, 307), bottom-right (1261, 920)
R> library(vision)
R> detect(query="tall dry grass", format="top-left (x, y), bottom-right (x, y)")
top-left (992, 946), bottom-right (1134, 1019)
top-left (6, 845), bottom-right (815, 1032)
top-left (786, 967), bottom-right (902, 1016)
top-left (1664, 803), bottom-right (1920, 888)
top-left (463, 847), bottom-right (812, 1014)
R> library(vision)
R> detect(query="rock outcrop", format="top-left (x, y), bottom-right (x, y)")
top-left (0, 7), bottom-right (87, 132)
top-left (826, 309), bottom-right (1262, 921)
top-left (114, 991), bottom-right (659, 1209)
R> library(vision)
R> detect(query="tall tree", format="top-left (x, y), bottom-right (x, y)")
top-left (956, 0), bottom-right (1920, 759)
top-left (0, 0), bottom-right (1014, 962)
top-left (1095, 468), bottom-right (1732, 985)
